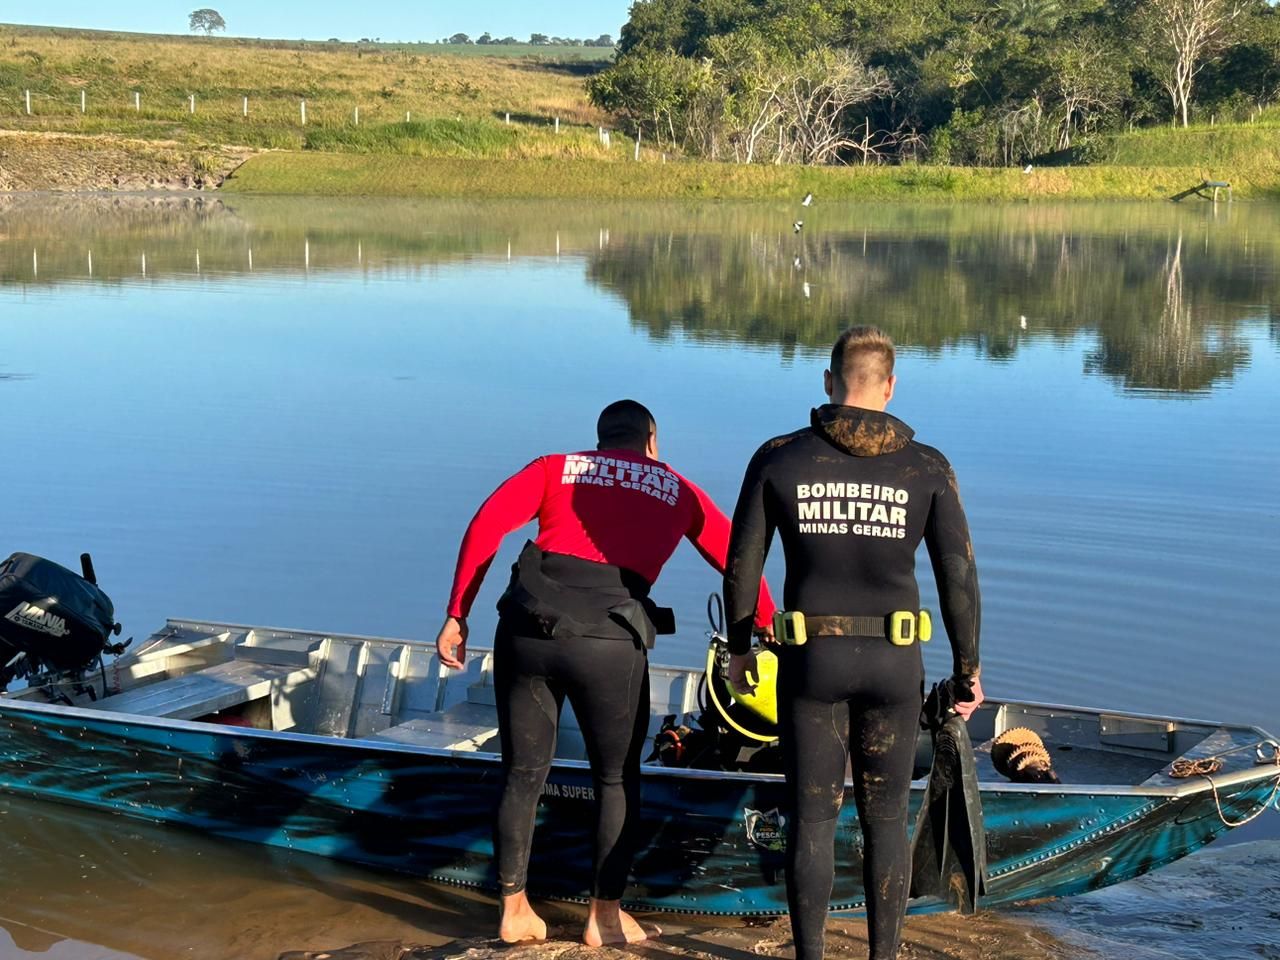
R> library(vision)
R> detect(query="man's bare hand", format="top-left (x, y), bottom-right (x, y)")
top-left (953, 673), bottom-right (984, 721)
top-left (755, 621), bottom-right (777, 646)
top-left (436, 616), bottom-right (469, 670)
top-left (727, 652), bottom-right (758, 697)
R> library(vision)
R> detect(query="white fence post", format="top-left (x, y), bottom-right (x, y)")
top-left (134, 91), bottom-right (140, 111)
top-left (354, 106), bottom-right (359, 125)
top-left (555, 116), bottom-right (560, 133)
top-left (634, 129), bottom-right (641, 161)
top-left (300, 100), bottom-right (307, 125)
top-left (243, 96), bottom-right (248, 117)
top-left (406, 111), bottom-right (411, 122)
top-left (81, 90), bottom-right (86, 113)
top-left (505, 112), bottom-right (510, 124)
top-left (189, 94), bottom-right (195, 114)
top-left (25, 89), bottom-right (30, 115)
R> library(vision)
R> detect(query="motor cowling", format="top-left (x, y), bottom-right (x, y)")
top-left (0, 552), bottom-right (118, 683)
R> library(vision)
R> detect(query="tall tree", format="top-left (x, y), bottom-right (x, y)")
top-left (188, 8), bottom-right (226, 35)
top-left (1137, 0), bottom-right (1247, 125)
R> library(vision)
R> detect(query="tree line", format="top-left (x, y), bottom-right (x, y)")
top-left (444, 33), bottom-right (615, 47)
top-left (587, 0), bottom-right (1280, 165)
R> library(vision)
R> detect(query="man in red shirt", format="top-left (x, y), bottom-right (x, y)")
top-left (436, 399), bottom-right (775, 946)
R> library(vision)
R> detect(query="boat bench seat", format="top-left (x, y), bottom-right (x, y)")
top-left (87, 659), bottom-right (317, 720)
top-left (365, 701), bottom-right (499, 753)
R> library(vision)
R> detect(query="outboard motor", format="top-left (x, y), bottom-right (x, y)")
top-left (0, 552), bottom-right (124, 698)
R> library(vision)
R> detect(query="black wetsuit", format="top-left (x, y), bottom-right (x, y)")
top-left (493, 549), bottom-right (652, 901)
top-left (724, 405), bottom-right (980, 960)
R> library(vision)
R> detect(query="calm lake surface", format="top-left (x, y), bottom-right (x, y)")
top-left (1, 194), bottom-right (1278, 958)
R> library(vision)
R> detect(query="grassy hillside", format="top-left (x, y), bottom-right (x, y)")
top-left (0, 23), bottom-right (606, 149)
top-left (1, 24), bottom-right (614, 60)
top-left (1096, 113), bottom-right (1280, 167)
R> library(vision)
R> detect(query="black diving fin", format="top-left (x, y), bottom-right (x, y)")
top-left (909, 679), bottom-right (987, 913)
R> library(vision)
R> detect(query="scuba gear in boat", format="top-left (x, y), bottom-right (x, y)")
top-left (706, 593), bottom-right (779, 741)
top-left (910, 677), bottom-right (987, 913)
top-left (498, 542), bottom-right (675, 648)
top-left (650, 715), bottom-right (712, 767)
top-left (0, 552), bottom-right (124, 695)
top-left (646, 596), bottom-right (783, 773)
top-left (773, 609), bottom-right (933, 646)
top-left (704, 641), bottom-right (779, 741)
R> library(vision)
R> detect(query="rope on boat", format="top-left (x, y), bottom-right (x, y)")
top-left (1169, 757), bottom-right (1224, 777)
top-left (1169, 739), bottom-right (1280, 827)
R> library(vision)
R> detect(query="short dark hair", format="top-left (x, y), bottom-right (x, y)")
top-left (597, 399), bottom-right (655, 450)
top-left (831, 325), bottom-right (895, 390)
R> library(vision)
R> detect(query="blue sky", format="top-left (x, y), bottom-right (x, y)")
top-left (11, 2), bottom-right (633, 42)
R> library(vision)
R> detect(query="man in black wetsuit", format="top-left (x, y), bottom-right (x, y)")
top-left (722, 326), bottom-right (983, 960)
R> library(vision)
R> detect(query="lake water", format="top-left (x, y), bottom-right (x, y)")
top-left (1, 194), bottom-right (1278, 957)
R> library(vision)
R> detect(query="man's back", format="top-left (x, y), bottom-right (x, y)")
top-left (726, 404), bottom-right (978, 675)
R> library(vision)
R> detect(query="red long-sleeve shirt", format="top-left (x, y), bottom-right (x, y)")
top-left (447, 448), bottom-right (776, 629)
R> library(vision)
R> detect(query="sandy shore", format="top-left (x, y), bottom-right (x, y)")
top-left (278, 910), bottom-right (1081, 960)
top-left (275, 839), bottom-right (1280, 960)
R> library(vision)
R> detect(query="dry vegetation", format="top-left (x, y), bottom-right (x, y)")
top-left (0, 24), bottom-right (607, 148)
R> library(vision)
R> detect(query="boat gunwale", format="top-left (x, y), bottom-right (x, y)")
top-left (159, 617), bottom-right (1264, 732)
top-left (3, 690), bottom-right (1275, 801)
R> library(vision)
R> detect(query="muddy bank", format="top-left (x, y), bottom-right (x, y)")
top-left (279, 910), bottom-right (1079, 960)
top-left (279, 840), bottom-right (1280, 960)
top-left (0, 131), bottom-right (253, 191)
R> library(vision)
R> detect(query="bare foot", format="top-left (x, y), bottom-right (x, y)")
top-left (583, 899), bottom-right (657, 947)
top-left (499, 891), bottom-right (548, 944)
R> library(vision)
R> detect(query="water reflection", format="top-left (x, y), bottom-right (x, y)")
top-left (2, 196), bottom-right (1276, 395)
top-left (1082, 232), bottom-right (1251, 393)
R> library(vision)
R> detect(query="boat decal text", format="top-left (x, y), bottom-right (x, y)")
top-left (541, 781), bottom-right (596, 801)
top-left (744, 807), bottom-right (787, 852)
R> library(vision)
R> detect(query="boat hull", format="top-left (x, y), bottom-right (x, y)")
top-left (1, 699), bottom-right (1274, 915)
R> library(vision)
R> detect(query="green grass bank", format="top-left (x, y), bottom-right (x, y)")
top-left (223, 152), bottom-right (1280, 201)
